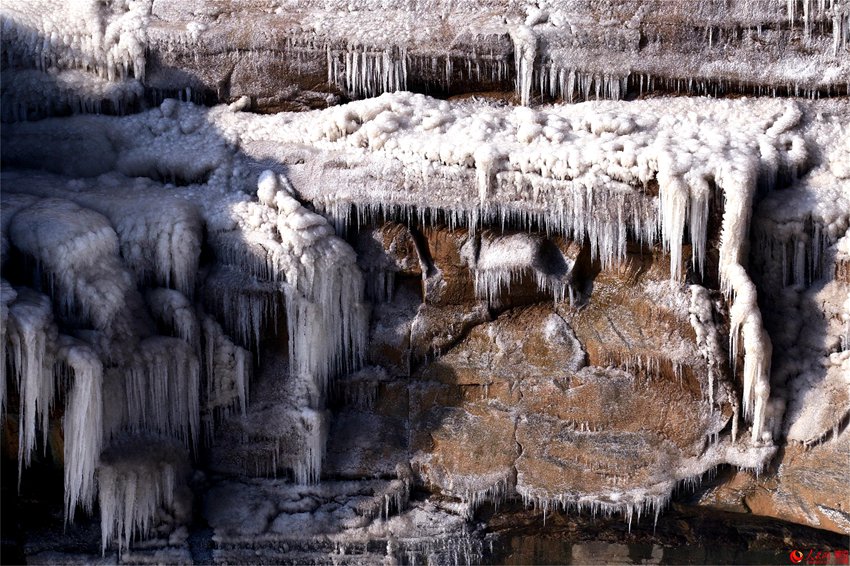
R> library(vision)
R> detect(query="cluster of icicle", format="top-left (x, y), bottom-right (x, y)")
top-left (0, 0), bottom-right (148, 119)
top-left (467, 230), bottom-right (575, 305)
top-left (787, 0), bottom-right (850, 52)
top-left (319, 2), bottom-right (849, 106)
top-left (204, 170), bottom-right (367, 482)
top-left (0, 185), bottom-right (251, 553)
top-left (0, 0), bottom-right (148, 81)
top-left (1, 162), bottom-right (371, 550)
top-left (327, 45), bottom-right (408, 99)
top-left (206, 170), bottom-right (367, 395)
top-left (277, 92), bottom-right (820, 444)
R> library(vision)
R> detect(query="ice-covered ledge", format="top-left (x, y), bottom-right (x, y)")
top-left (2, 0), bottom-right (849, 118)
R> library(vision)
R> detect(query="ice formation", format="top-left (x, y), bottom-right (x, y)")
top-left (1, 7), bottom-right (848, 548)
top-left (58, 336), bottom-right (104, 523)
top-left (1, 161), bottom-right (368, 550)
top-left (97, 438), bottom-right (190, 553)
top-left (205, 172), bottom-right (368, 396)
top-left (1, 0), bottom-right (149, 117)
top-left (6, 289), bottom-right (58, 480)
top-left (469, 230), bottom-right (575, 304)
top-left (215, 92), bottom-right (826, 444)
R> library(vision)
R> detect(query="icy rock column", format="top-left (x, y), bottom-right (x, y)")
top-left (271, 173), bottom-right (367, 481)
top-left (204, 171), bottom-right (367, 481)
top-left (716, 162), bottom-right (772, 443)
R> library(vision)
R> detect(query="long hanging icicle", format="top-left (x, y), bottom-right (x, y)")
top-left (510, 26), bottom-right (537, 106)
top-left (7, 289), bottom-right (58, 483)
top-left (0, 280), bottom-right (17, 417)
top-left (59, 336), bottom-right (104, 523)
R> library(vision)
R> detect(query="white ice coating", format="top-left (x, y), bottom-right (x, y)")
top-left (97, 439), bottom-right (189, 554)
top-left (206, 172), bottom-right (367, 395)
top-left (0, 0), bottom-right (149, 81)
top-left (517, 439), bottom-right (777, 531)
top-left (97, 195), bottom-right (203, 298)
top-left (58, 336), bottom-right (104, 523)
top-left (6, 289), bottom-right (58, 481)
top-left (469, 231), bottom-right (574, 304)
top-left (8, 198), bottom-right (134, 335)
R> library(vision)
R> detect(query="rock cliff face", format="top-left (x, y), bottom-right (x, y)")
top-left (1, 0), bottom-right (849, 563)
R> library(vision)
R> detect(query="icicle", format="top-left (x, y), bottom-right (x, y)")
top-left (716, 161), bottom-right (773, 444)
top-left (0, 280), bottom-right (17, 416)
top-left (657, 161), bottom-right (690, 280)
top-left (98, 439), bottom-right (189, 554)
top-left (474, 145), bottom-right (500, 206)
top-left (329, 45), bottom-right (408, 98)
top-left (123, 337), bottom-right (201, 450)
top-left (291, 409), bottom-right (328, 484)
top-left (7, 289), bottom-right (58, 483)
top-left (59, 336), bottom-right (103, 523)
top-left (510, 26), bottom-right (537, 106)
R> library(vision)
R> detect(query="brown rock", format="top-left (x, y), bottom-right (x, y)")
top-left (416, 304), bottom-right (585, 387)
top-left (356, 222), bottom-right (422, 277)
top-left (697, 436), bottom-right (850, 534)
top-left (409, 302), bottom-right (491, 361)
top-left (559, 243), bottom-right (706, 389)
top-left (420, 226), bottom-right (477, 306)
top-left (514, 365), bottom-right (729, 508)
top-left (367, 286), bottom-right (419, 377)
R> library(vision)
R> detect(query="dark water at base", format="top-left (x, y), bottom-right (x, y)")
top-left (499, 539), bottom-right (794, 565)
top-left (3, 460), bottom-right (848, 565)
top-left (479, 501), bottom-right (849, 566)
